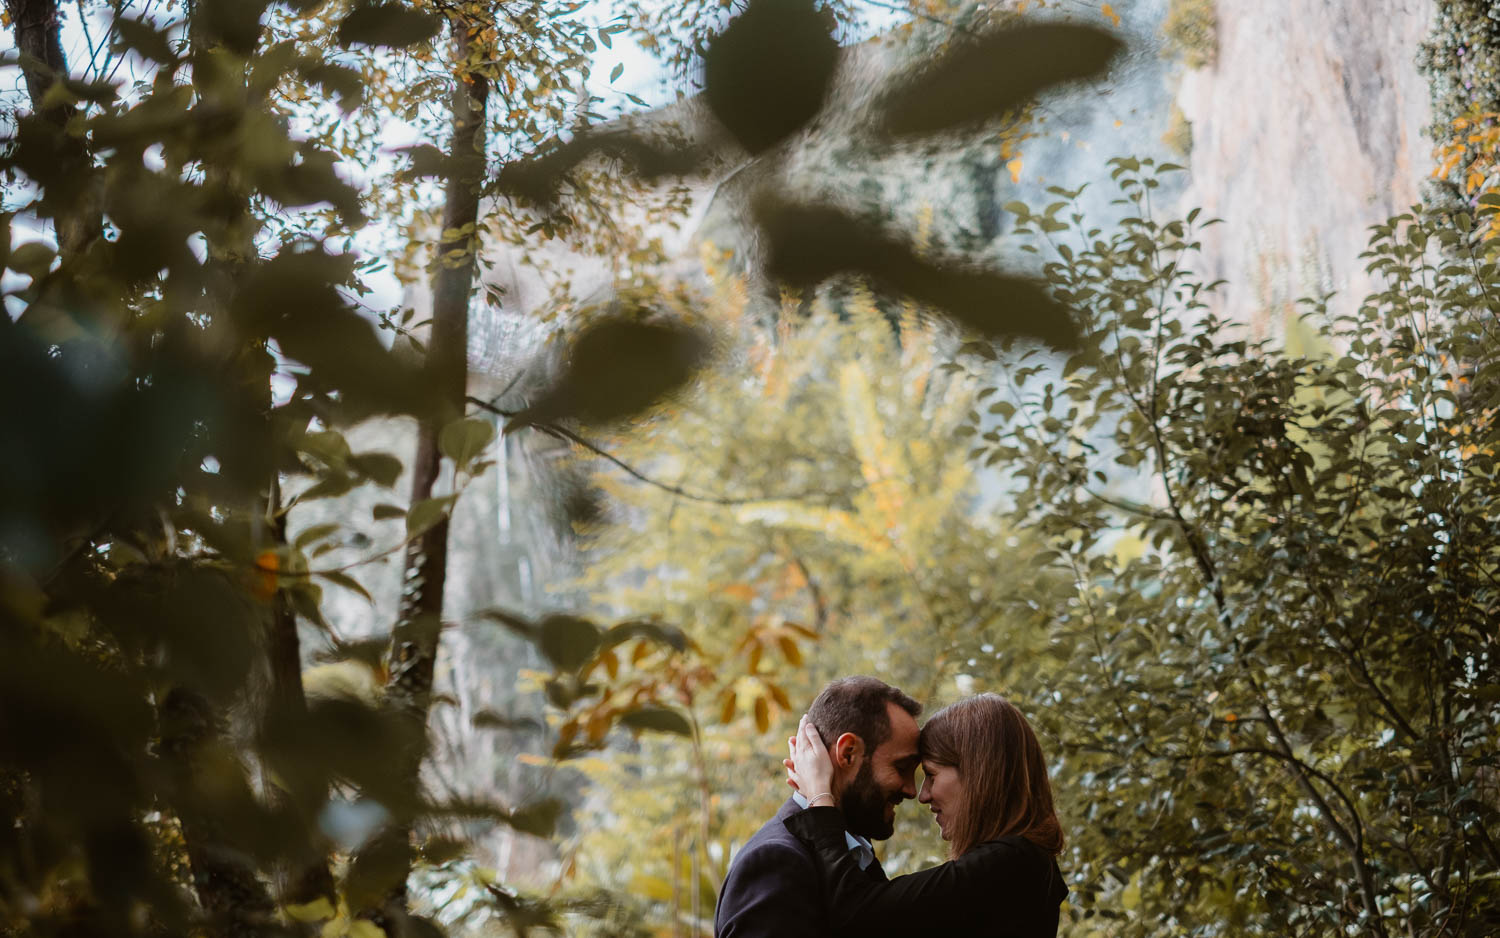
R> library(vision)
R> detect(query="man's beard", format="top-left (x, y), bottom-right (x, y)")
top-left (841, 759), bottom-right (897, 840)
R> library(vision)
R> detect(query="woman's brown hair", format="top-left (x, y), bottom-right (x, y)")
top-left (919, 693), bottom-right (1064, 858)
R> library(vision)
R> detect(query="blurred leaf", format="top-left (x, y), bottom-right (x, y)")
top-left (350, 452), bottom-right (403, 487)
top-left (424, 797), bottom-right (562, 838)
top-left (476, 607), bottom-right (537, 641)
top-left (337, 2), bottom-right (441, 48)
top-left (406, 495), bottom-right (455, 538)
top-left (703, 0), bottom-right (838, 153)
top-left (495, 129), bottom-right (709, 205)
top-left (538, 614), bottom-right (602, 672)
top-left (472, 710), bottom-right (542, 732)
top-left (263, 697), bottom-right (418, 811)
top-left (285, 897), bottom-right (336, 922)
top-left (620, 705), bottom-right (694, 736)
top-left (372, 503), bottom-right (406, 520)
top-left (601, 619), bottom-right (689, 653)
top-left (755, 197), bottom-right (1079, 347)
top-left (294, 523), bottom-right (340, 548)
top-left (317, 569), bottom-right (373, 603)
top-left (8, 241), bottom-right (55, 279)
top-left (879, 24), bottom-right (1122, 137)
top-left (419, 835), bottom-right (469, 865)
top-left (506, 798), bottom-right (564, 838)
top-left (301, 62), bottom-right (365, 111)
top-left (439, 417), bottom-right (495, 471)
top-left (196, 0), bottom-right (271, 54)
top-left (113, 17), bottom-right (177, 64)
top-left (393, 143), bottom-right (450, 180)
top-left (510, 317), bottom-right (710, 428)
top-left (235, 251), bottom-right (430, 415)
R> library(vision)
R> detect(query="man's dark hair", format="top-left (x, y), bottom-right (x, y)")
top-left (807, 676), bottom-right (921, 753)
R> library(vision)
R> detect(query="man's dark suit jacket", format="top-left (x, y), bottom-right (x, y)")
top-left (715, 797), bottom-right (879, 938)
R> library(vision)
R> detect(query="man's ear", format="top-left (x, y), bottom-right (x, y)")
top-left (832, 732), bottom-right (865, 769)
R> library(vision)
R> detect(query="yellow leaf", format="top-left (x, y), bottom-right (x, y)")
top-left (321, 920), bottom-right (347, 938)
top-left (349, 922), bottom-right (387, 938)
top-left (286, 898), bottom-right (336, 923)
top-left (1007, 157), bottom-right (1024, 183)
top-left (1101, 3), bottom-right (1120, 27)
top-left (754, 697), bottom-right (770, 733)
top-left (777, 636), bottom-right (803, 666)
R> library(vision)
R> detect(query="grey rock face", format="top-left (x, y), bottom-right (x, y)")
top-left (1174, 0), bottom-right (1434, 337)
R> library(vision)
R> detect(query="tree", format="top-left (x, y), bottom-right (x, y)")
top-left (958, 159), bottom-right (1500, 936)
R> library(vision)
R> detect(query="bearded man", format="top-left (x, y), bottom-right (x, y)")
top-left (713, 676), bottom-right (922, 938)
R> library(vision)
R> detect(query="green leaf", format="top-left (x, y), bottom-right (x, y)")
top-left (317, 569), bottom-right (373, 604)
top-left (619, 705), bottom-right (694, 736)
top-left (406, 495), bottom-right (455, 539)
top-left (610, 63), bottom-right (624, 83)
top-left (338, 3), bottom-right (442, 48)
top-left (372, 503), bottom-right (405, 521)
top-left (294, 523), bottom-right (340, 549)
top-left (439, 417), bottom-right (495, 472)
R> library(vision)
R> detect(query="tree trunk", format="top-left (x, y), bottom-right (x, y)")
top-left (356, 17), bottom-right (488, 932)
top-left (4, 0), bottom-right (100, 257)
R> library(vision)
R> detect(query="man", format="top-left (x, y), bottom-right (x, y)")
top-left (714, 676), bottom-right (922, 938)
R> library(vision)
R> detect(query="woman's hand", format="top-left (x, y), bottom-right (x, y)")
top-left (784, 714), bottom-right (838, 807)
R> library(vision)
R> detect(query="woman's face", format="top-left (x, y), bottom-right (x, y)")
top-left (917, 760), bottom-right (963, 841)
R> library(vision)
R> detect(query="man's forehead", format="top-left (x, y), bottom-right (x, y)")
top-left (880, 700), bottom-right (920, 756)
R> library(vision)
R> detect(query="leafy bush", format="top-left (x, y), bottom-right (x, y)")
top-left (958, 159), bottom-right (1500, 936)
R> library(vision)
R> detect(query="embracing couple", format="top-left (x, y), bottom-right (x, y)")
top-left (714, 677), bottom-right (1067, 938)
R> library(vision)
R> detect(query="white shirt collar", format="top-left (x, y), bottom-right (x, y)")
top-left (792, 791), bottom-right (875, 870)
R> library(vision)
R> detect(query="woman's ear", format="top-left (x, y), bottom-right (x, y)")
top-left (833, 732), bottom-right (865, 768)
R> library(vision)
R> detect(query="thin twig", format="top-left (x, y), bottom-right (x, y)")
top-left (465, 396), bottom-right (848, 507)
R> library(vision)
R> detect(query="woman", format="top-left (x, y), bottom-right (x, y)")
top-left (783, 693), bottom-right (1068, 937)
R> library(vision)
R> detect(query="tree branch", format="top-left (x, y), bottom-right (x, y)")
top-left (466, 396), bottom-right (850, 507)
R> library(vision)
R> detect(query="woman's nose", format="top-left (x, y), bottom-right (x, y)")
top-left (917, 778), bottom-right (932, 803)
